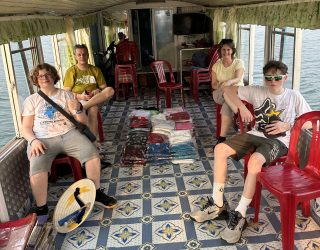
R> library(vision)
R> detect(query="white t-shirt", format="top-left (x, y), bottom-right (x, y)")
top-left (212, 58), bottom-right (244, 87)
top-left (22, 89), bottom-right (75, 138)
top-left (238, 85), bottom-right (312, 147)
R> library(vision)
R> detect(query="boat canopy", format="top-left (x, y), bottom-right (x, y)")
top-left (0, 0), bottom-right (319, 44)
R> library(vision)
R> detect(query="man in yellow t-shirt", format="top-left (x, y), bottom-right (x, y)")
top-left (64, 44), bottom-right (114, 166)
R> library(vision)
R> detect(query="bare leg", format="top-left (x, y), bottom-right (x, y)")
top-left (243, 152), bottom-right (265, 198)
top-left (85, 157), bottom-right (101, 189)
top-left (87, 106), bottom-right (99, 137)
top-left (83, 87), bottom-right (114, 110)
top-left (212, 143), bottom-right (237, 206)
top-left (220, 114), bottom-right (233, 137)
top-left (30, 172), bottom-right (48, 207)
top-left (213, 143), bottom-right (237, 183)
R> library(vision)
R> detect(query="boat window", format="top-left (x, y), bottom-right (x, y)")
top-left (239, 25), bottom-right (250, 82)
top-left (56, 34), bottom-right (69, 79)
top-left (0, 51), bottom-right (15, 148)
top-left (10, 40), bottom-right (37, 104)
top-left (40, 36), bottom-right (55, 66)
top-left (240, 25), bottom-right (266, 85)
top-left (252, 26), bottom-right (266, 85)
top-left (272, 27), bottom-right (294, 89)
top-left (300, 29), bottom-right (320, 110)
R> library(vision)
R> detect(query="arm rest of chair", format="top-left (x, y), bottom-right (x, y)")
top-left (192, 67), bottom-right (209, 74)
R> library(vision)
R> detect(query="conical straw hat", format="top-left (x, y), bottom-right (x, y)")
top-left (53, 179), bottom-right (96, 233)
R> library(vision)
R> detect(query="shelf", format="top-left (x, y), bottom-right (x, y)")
top-left (178, 47), bottom-right (209, 82)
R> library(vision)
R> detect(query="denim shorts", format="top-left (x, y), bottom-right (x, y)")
top-left (223, 133), bottom-right (288, 166)
top-left (27, 129), bottom-right (99, 176)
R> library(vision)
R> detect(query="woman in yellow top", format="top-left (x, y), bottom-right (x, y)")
top-left (212, 39), bottom-right (245, 146)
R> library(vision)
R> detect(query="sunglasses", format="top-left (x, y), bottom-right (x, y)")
top-left (264, 75), bottom-right (286, 81)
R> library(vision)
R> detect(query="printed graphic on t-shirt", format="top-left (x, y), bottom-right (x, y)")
top-left (38, 100), bottom-right (70, 132)
top-left (254, 98), bottom-right (286, 138)
top-left (76, 75), bottom-right (96, 85)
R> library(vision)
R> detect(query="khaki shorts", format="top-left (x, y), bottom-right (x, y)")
top-left (212, 89), bottom-right (233, 117)
top-left (223, 133), bottom-right (288, 166)
top-left (27, 129), bottom-right (99, 176)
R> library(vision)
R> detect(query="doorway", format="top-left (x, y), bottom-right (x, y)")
top-left (132, 9), bottom-right (154, 67)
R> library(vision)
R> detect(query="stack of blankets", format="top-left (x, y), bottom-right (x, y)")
top-left (121, 110), bottom-right (152, 165)
top-left (121, 107), bottom-right (199, 166)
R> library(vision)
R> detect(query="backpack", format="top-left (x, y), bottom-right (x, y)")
top-left (192, 51), bottom-right (208, 68)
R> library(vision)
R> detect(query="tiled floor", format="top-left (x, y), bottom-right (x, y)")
top-left (51, 88), bottom-right (320, 249)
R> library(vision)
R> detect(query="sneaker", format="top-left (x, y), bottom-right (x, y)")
top-left (95, 188), bottom-right (117, 209)
top-left (30, 204), bottom-right (48, 216)
top-left (101, 160), bottom-right (112, 169)
top-left (220, 210), bottom-right (247, 243)
top-left (190, 197), bottom-right (229, 223)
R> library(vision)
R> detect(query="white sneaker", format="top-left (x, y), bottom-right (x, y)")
top-left (190, 197), bottom-right (229, 223)
top-left (220, 210), bottom-right (247, 243)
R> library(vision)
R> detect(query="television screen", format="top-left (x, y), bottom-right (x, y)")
top-left (173, 13), bottom-right (211, 35)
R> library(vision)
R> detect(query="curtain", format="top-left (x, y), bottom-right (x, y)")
top-left (73, 14), bottom-right (97, 30)
top-left (0, 17), bottom-right (65, 45)
top-left (225, 8), bottom-right (238, 45)
top-left (64, 17), bottom-right (76, 67)
top-left (212, 9), bottom-right (224, 45)
top-left (102, 12), bottom-right (126, 48)
top-left (78, 28), bottom-right (94, 65)
top-left (0, 13), bottom-right (98, 45)
top-left (235, 1), bottom-right (320, 29)
top-left (208, 1), bottom-right (320, 30)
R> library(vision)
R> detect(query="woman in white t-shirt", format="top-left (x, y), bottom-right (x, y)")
top-left (212, 39), bottom-right (245, 146)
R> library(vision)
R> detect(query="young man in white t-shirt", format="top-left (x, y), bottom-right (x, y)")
top-left (190, 60), bottom-right (312, 243)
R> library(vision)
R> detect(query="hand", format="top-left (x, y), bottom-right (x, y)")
top-left (30, 139), bottom-right (47, 157)
top-left (79, 92), bottom-right (91, 101)
top-left (67, 99), bottom-right (81, 111)
top-left (239, 106), bottom-right (254, 124)
top-left (265, 121), bottom-right (289, 135)
top-left (222, 80), bottom-right (232, 86)
top-left (91, 89), bottom-right (101, 96)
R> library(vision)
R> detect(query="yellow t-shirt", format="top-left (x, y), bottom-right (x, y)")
top-left (63, 65), bottom-right (106, 94)
top-left (212, 58), bottom-right (244, 88)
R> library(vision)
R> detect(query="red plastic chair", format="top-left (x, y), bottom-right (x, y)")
top-left (116, 40), bottom-right (139, 65)
top-left (191, 45), bottom-right (220, 102)
top-left (150, 60), bottom-right (185, 108)
top-left (115, 64), bottom-right (138, 100)
top-left (50, 154), bottom-right (83, 183)
top-left (97, 111), bottom-right (105, 142)
top-left (254, 111), bottom-right (320, 250)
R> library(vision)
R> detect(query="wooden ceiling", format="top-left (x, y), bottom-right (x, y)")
top-left (0, 0), bottom-right (287, 17)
